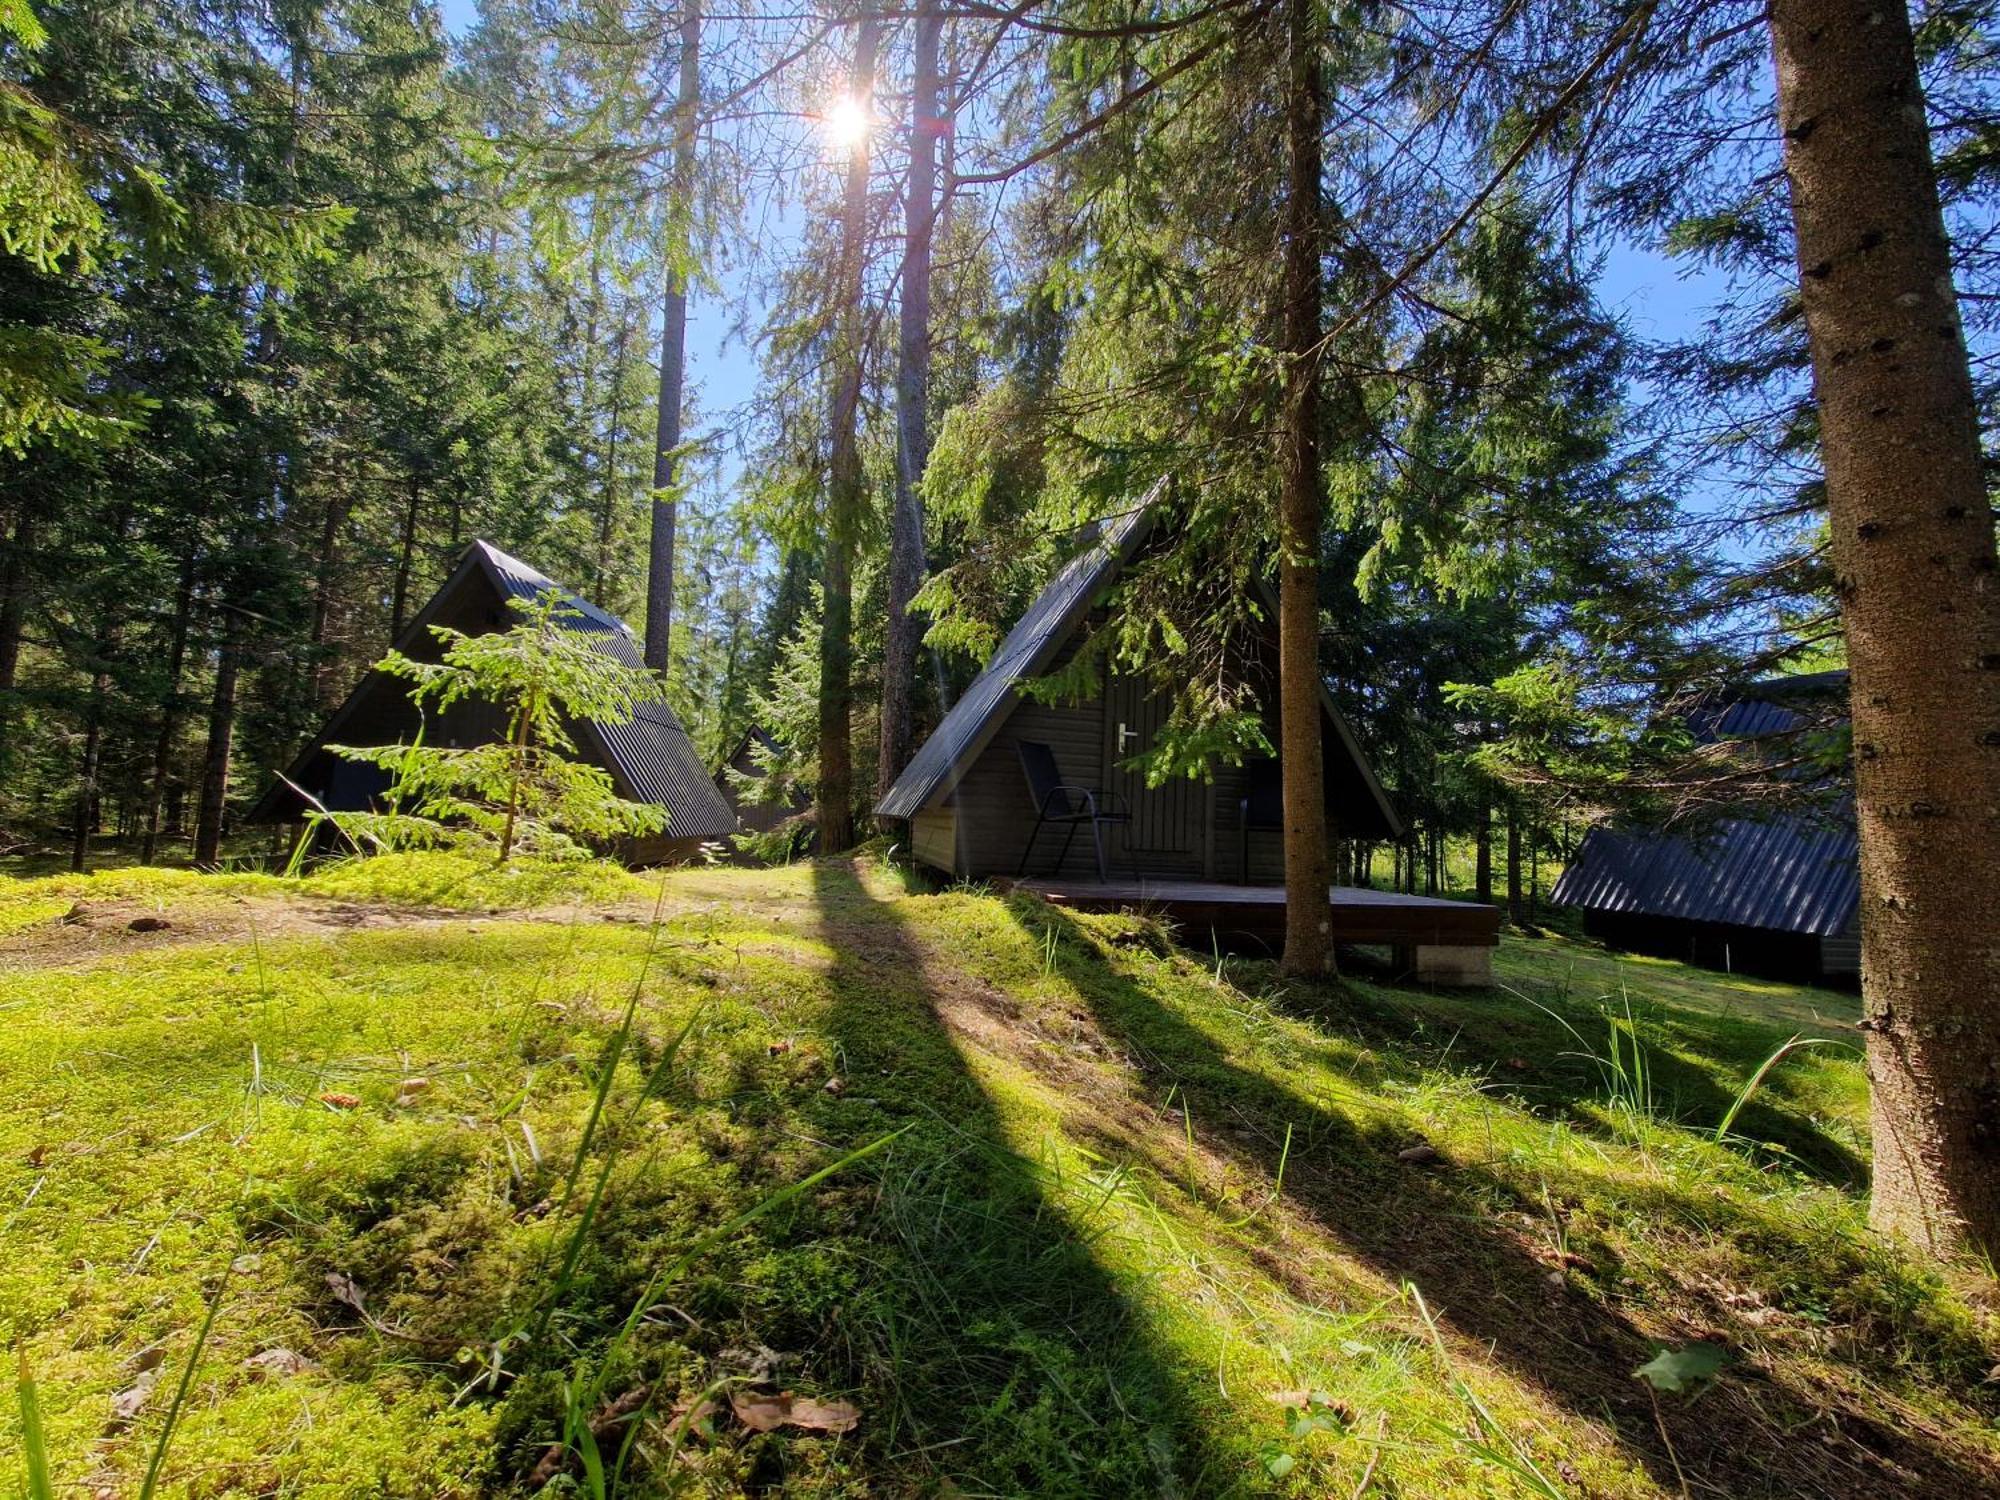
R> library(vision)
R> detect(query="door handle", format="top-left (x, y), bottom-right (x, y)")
top-left (1117, 722), bottom-right (1139, 753)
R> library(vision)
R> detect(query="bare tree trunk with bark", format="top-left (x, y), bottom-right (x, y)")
top-left (645, 0), bottom-right (701, 675)
top-left (816, 15), bottom-right (879, 855)
top-left (1277, 0), bottom-right (1331, 976)
top-left (1474, 803), bottom-right (1492, 905)
top-left (0, 505), bottom-right (33, 783)
top-left (142, 556), bottom-right (196, 864)
top-left (391, 474), bottom-right (422, 643)
top-left (879, 10), bottom-right (942, 800)
top-left (193, 622), bottom-right (240, 869)
top-left (1771, 0), bottom-right (2000, 1259)
top-left (1505, 809), bottom-right (1525, 926)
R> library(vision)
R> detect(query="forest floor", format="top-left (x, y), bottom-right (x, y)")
top-left (0, 851), bottom-right (1993, 1498)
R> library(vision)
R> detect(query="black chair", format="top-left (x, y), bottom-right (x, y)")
top-left (1015, 739), bottom-right (1134, 882)
top-left (1239, 757), bottom-right (1283, 884)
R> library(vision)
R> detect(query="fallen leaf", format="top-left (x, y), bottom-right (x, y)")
top-left (106, 1367), bottom-right (159, 1430)
top-left (1397, 1143), bottom-right (1439, 1165)
top-left (1634, 1342), bottom-right (1731, 1394)
top-left (325, 1271), bottom-right (368, 1314)
top-left (318, 1092), bottom-right (363, 1110)
top-left (727, 1389), bottom-right (860, 1434)
top-left (127, 916), bottom-right (172, 933)
top-left (243, 1348), bottom-right (315, 1379)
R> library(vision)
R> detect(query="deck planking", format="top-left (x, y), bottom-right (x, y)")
top-left (1015, 877), bottom-right (1502, 950)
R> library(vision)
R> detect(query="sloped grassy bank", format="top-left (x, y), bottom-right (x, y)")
top-left (1, 853), bottom-right (1995, 1497)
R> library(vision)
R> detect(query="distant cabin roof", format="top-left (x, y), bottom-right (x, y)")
top-left (1552, 672), bottom-right (1857, 936)
top-left (249, 540), bottom-right (737, 839)
top-left (875, 486), bottom-right (1401, 839)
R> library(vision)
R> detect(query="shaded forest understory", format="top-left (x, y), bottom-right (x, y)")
top-left (3, 854), bottom-right (1993, 1497)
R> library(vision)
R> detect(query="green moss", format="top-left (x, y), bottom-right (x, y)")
top-left (0, 855), bottom-right (1993, 1498)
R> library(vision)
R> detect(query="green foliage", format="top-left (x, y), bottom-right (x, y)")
top-left (325, 595), bottom-right (670, 861)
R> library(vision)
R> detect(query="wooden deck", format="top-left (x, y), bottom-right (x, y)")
top-left (1014, 878), bottom-right (1502, 982)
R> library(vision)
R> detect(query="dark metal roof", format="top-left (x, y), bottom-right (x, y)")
top-left (1553, 674), bottom-right (1858, 936)
top-left (1552, 812), bottom-right (1858, 936)
top-left (876, 495), bottom-right (1163, 819)
top-left (249, 541), bottom-right (738, 840)
top-left (874, 486), bottom-right (1403, 840)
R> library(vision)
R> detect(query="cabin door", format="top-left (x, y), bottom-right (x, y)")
top-left (1105, 676), bottom-right (1205, 875)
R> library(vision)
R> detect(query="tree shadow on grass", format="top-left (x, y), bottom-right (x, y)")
top-left (1017, 900), bottom-right (2000, 1500)
top-left (797, 858), bottom-right (1228, 1497)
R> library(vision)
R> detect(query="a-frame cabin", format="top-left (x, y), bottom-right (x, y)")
top-left (876, 492), bottom-right (1501, 982)
top-left (248, 541), bottom-right (738, 862)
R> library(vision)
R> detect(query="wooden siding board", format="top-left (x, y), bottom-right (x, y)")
top-left (912, 808), bottom-right (957, 872)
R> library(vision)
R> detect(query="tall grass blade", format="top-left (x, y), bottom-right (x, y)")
top-left (16, 1349), bottom-right (55, 1500)
top-left (1713, 1035), bottom-right (1850, 1145)
top-left (138, 1258), bottom-right (234, 1500)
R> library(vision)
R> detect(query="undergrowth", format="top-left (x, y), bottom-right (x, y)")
top-left (0, 855), bottom-right (1994, 1498)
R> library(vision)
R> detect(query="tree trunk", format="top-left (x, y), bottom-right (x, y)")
top-left (498, 691), bottom-right (535, 863)
top-left (1276, 0), bottom-right (1332, 976)
top-left (391, 472), bottom-right (422, 642)
top-left (816, 14), bottom-right (879, 856)
top-left (596, 308), bottom-right (632, 597)
top-left (193, 625), bottom-right (240, 869)
top-left (142, 557), bottom-right (197, 864)
top-left (878, 8), bottom-right (942, 799)
top-left (0, 505), bottom-right (35, 780)
top-left (645, 0), bottom-right (701, 674)
top-left (1474, 803), bottom-right (1492, 905)
top-left (1505, 810), bottom-right (1525, 926)
top-left (71, 662), bottom-right (109, 873)
top-left (308, 489), bottom-right (348, 710)
top-left (1771, 0), bottom-right (2000, 1259)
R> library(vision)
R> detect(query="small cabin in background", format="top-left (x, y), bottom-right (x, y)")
top-left (717, 726), bottom-right (809, 836)
top-left (1552, 672), bottom-right (1859, 984)
top-left (248, 541), bottom-right (739, 863)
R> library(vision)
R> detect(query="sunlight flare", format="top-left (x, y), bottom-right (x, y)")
top-left (822, 91), bottom-right (872, 152)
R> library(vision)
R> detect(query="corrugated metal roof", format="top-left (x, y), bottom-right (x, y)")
top-left (874, 486), bottom-right (1403, 841)
top-left (876, 495), bottom-right (1164, 819)
top-left (467, 542), bottom-right (738, 839)
top-left (474, 541), bottom-right (633, 639)
top-left (1553, 674), bottom-right (1857, 936)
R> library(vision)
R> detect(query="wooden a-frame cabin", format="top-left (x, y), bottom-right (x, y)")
top-left (248, 541), bottom-right (738, 863)
top-left (876, 490), bottom-right (1501, 983)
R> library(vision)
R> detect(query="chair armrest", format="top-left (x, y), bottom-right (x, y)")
top-left (1039, 783), bottom-right (1101, 817)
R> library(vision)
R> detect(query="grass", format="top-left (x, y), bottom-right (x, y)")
top-left (0, 851), bottom-right (1993, 1497)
